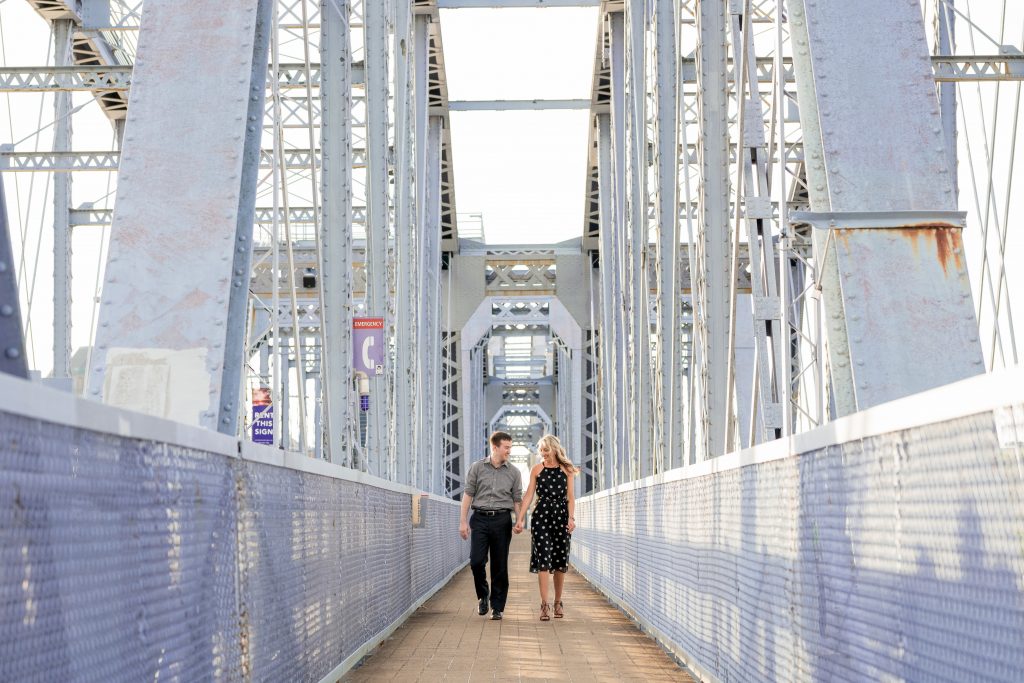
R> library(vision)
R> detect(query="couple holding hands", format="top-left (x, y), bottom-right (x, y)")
top-left (458, 431), bottom-right (578, 622)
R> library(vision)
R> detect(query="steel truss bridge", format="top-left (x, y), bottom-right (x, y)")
top-left (1, 0), bottom-right (1023, 681)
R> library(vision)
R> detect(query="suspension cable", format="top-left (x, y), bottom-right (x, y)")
top-left (273, 4), bottom-right (311, 454)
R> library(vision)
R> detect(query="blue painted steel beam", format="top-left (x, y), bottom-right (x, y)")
top-left (0, 178), bottom-right (28, 378)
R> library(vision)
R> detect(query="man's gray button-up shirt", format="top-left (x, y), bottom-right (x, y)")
top-left (464, 458), bottom-right (523, 510)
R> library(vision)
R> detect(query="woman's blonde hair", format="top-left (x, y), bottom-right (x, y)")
top-left (537, 434), bottom-right (579, 475)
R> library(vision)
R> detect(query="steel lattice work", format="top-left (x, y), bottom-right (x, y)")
top-left (0, 0), bottom-right (1022, 495)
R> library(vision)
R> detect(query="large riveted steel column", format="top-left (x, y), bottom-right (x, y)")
top-left (52, 19), bottom-right (73, 380)
top-left (608, 12), bottom-right (629, 485)
top-left (393, 0), bottom-right (415, 485)
top-left (653, 0), bottom-right (680, 471)
top-left (596, 113), bottom-right (617, 491)
top-left (320, 0), bottom-right (355, 465)
top-left (694, 0), bottom-right (732, 458)
top-left (364, 0), bottom-right (390, 476)
top-left (790, 0), bottom-right (983, 413)
top-left (625, 0), bottom-right (652, 479)
top-left (0, 178), bottom-right (28, 378)
top-left (424, 117), bottom-right (443, 494)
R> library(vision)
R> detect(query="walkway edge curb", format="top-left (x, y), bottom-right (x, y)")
top-left (318, 558), bottom-right (471, 683)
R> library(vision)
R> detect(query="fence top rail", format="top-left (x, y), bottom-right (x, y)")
top-left (586, 365), bottom-right (1024, 501)
top-left (240, 440), bottom-right (458, 503)
top-left (0, 373), bottom-right (457, 504)
top-left (0, 371), bottom-right (237, 455)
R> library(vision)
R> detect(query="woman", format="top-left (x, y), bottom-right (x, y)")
top-left (513, 434), bottom-right (578, 621)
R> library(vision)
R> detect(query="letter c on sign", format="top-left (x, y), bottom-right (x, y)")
top-left (362, 335), bottom-right (374, 371)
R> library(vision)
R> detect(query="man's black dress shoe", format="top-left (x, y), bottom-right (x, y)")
top-left (478, 598), bottom-right (488, 616)
top-left (490, 609), bottom-right (503, 620)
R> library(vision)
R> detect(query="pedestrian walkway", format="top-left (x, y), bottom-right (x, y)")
top-left (343, 533), bottom-right (695, 682)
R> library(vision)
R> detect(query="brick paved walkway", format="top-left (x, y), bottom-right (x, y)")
top-left (343, 533), bottom-right (696, 682)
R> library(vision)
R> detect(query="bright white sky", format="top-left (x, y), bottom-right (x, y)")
top-left (0, 2), bottom-right (1022, 375)
top-left (439, 8), bottom-right (598, 244)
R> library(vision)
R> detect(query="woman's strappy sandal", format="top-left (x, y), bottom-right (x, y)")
top-left (540, 602), bottom-right (551, 621)
top-left (553, 601), bottom-right (564, 618)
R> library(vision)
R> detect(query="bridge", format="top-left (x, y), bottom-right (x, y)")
top-left (1, 0), bottom-right (1023, 681)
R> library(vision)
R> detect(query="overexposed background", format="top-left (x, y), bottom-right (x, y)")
top-left (0, 1), bottom-right (1021, 377)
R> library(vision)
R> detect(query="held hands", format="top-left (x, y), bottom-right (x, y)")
top-left (459, 521), bottom-right (469, 540)
top-left (513, 522), bottom-right (523, 534)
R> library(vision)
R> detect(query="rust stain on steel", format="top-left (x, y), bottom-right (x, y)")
top-left (892, 225), bottom-right (963, 276)
top-left (834, 224), bottom-right (964, 276)
top-left (932, 227), bottom-right (964, 275)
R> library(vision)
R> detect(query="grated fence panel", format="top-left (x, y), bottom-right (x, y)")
top-left (573, 407), bottom-right (1024, 682)
top-left (0, 412), bottom-right (241, 683)
top-left (0, 393), bottom-right (469, 683)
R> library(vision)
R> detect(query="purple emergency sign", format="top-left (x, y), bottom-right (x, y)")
top-left (353, 317), bottom-right (385, 375)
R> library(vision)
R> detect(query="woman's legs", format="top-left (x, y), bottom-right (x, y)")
top-left (537, 570), bottom-right (551, 605)
top-left (553, 571), bottom-right (565, 605)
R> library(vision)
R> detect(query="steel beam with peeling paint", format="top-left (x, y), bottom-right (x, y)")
top-left (86, 0), bottom-right (273, 434)
top-left (790, 0), bottom-right (983, 416)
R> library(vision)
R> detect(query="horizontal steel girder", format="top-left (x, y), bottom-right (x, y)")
top-left (70, 206), bottom-right (367, 227)
top-left (0, 63), bottom-right (368, 92)
top-left (0, 148), bottom-right (363, 172)
top-left (677, 55), bottom-right (1024, 84)
top-left (4, 54), bottom-right (1014, 94)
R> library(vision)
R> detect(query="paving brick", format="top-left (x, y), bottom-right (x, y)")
top-left (344, 535), bottom-right (695, 681)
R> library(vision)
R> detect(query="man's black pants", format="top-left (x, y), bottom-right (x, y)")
top-left (469, 511), bottom-right (513, 612)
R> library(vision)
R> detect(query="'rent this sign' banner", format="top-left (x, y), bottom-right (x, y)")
top-left (251, 387), bottom-right (273, 445)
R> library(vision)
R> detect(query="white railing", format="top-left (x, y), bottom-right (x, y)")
top-left (0, 373), bottom-right (467, 682)
top-left (573, 367), bottom-right (1024, 683)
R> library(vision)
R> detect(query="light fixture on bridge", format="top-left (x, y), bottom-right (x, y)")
top-left (358, 374), bottom-right (370, 411)
top-left (302, 267), bottom-right (316, 288)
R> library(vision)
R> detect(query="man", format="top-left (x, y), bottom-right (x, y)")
top-left (459, 431), bottom-right (523, 621)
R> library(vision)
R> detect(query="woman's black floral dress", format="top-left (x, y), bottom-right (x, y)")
top-left (529, 466), bottom-right (571, 573)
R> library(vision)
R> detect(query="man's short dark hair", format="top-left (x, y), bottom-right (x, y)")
top-left (490, 431), bottom-right (512, 447)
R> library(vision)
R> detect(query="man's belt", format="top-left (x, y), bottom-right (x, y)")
top-left (472, 508), bottom-right (511, 516)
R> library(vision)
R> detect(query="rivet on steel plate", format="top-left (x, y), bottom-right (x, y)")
top-left (4, 347), bottom-right (20, 359)
top-left (0, 305), bottom-right (11, 316)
